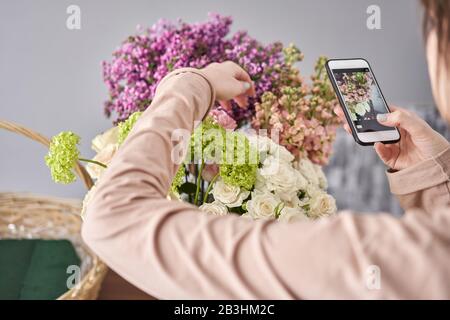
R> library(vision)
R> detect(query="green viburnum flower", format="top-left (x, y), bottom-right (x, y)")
top-left (220, 163), bottom-right (256, 191)
top-left (45, 131), bottom-right (81, 184)
top-left (184, 117), bottom-right (258, 191)
top-left (219, 132), bottom-right (258, 191)
top-left (188, 116), bottom-right (226, 163)
top-left (118, 111), bottom-right (143, 144)
top-left (170, 165), bottom-right (186, 194)
top-left (182, 117), bottom-right (258, 192)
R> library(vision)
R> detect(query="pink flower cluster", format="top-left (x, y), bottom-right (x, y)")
top-left (209, 108), bottom-right (237, 131)
top-left (252, 58), bottom-right (340, 165)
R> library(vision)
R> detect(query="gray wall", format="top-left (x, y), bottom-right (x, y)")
top-left (0, 0), bottom-right (434, 207)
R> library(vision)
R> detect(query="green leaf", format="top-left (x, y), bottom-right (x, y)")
top-left (274, 202), bottom-right (285, 219)
top-left (229, 206), bottom-right (246, 215)
top-left (179, 182), bottom-right (197, 195)
top-left (297, 190), bottom-right (306, 200)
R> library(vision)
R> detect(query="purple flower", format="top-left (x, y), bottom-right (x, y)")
top-left (102, 14), bottom-right (291, 124)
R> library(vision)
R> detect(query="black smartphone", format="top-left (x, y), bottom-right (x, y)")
top-left (326, 58), bottom-right (400, 146)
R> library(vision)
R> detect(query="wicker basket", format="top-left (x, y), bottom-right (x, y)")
top-left (0, 120), bottom-right (108, 300)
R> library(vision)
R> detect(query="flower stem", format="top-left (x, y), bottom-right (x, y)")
top-left (78, 158), bottom-right (107, 168)
top-left (194, 161), bottom-right (205, 206)
top-left (203, 173), bottom-right (220, 204)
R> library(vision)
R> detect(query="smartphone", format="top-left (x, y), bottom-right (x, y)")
top-left (326, 58), bottom-right (400, 146)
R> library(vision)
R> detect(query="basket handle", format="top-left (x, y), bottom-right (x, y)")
top-left (0, 119), bottom-right (94, 190)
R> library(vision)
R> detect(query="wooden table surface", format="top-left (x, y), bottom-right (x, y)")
top-left (98, 270), bottom-right (155, 300)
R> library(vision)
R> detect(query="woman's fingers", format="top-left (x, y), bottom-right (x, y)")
top-left (333, 106), bottom-right (352, 134)
top-left (232, 78), bottom-right (254, 99)
top-left (374, 142), bottom-right (392, 161)
top-left (343, 123), bottom-right (352, 134)
top-left (333, 106), bottom-right (347, 123)
top-left (374, 142), bottom-right (399, 166)
top-left (219, 100), bottom-right (232, 111)
top-left (228, 62), bottom-right (256, 97)
top-left (202, 61), bottom-right (255, 107)
top-left (228, 61), bottom-right (251, 81)
top-left (333, 106), bottom-right (344, 117)
top-left (223, 62), bottom-right (254, 108)
top-left (233, 93), bottom-right (249, 108)
top-left (388, 105), bottom-right (400, 112)
top-left (376, 108), bottom-right (430, 136)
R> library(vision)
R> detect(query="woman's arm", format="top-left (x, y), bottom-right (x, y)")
top-left (82, 63), bottom-right (450, 299)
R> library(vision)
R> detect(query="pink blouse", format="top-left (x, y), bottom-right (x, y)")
top-left (82, 68), bottom-right (450, 299)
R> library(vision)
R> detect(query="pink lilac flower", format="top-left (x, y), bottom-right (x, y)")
top-left (210, 108), bottom-right (237, 130)
top-left (252, 57), bottom-right (340, 165)
top-left (102, 14), bottom-right (297, 124)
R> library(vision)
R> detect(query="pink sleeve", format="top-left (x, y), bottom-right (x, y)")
top-left (387, 148), bottom-right (450, 213)
top-left (82, 68), bottom-right (450, 299)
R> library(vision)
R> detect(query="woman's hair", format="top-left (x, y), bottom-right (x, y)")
top-left (421, 0), bottom-right (450, 68)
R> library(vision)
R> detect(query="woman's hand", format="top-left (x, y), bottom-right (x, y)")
top-left (334, 106), bottom-right (450, 170)
top-left (201, 61), bottom-right (256, 110)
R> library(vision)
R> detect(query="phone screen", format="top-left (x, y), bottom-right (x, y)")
top-left (332, 68), bottom-right (392, 133)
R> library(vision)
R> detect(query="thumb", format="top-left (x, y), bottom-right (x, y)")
top-left (234, 80), bottom-right (251, 96)
top-left (376, 109), bottom-right (429, 135)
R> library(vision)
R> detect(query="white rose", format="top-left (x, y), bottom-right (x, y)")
top-left (199, 201), bottom-right (228, 216)
top-left (283, 194), bottom-right (305, 208)
top-left (86, 143), bottom-right (118, 180)
top-left (278, 206), bottom-right (309, 223)
top-left (305, 184), bottom-right (319, 199)
top-left (314, 164), bottom-right (328, 189)
top-left (211, 179), bottom-right (250, 208)
top-left (247, 134), bottom-right (270, 154)
top-left (91, 126), bottom-right (119, 153)
top-left (307, 191), bottom-right (337, 219)
top-left (246, 191), bottom-right (281, 220)
top-left (295, 158), bottom-right (320, 187)
top-left (270, 143), bottom-right (294, 163)
top-left (260, 157), bottom-right (307, 201)
top-left (253, 171), bottom-right (269, 194)
top-left (247, 135), bottom-right (294, 164)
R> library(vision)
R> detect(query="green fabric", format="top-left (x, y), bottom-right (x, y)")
top-left (0, 239), bottom-right (81, 300)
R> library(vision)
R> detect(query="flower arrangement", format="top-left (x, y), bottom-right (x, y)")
top-left (102, 13), bottom-right (339, 164)
top-left (336, 72), bottom-right (374, 121)
top-left (44, 14), bottom-right (340, 222)
top-left (45, 110), bottom-right (336, 221)
top-left (195, 114), bottom-right (337, 220)
top-left (90, 113), bottom-right (335, 220)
